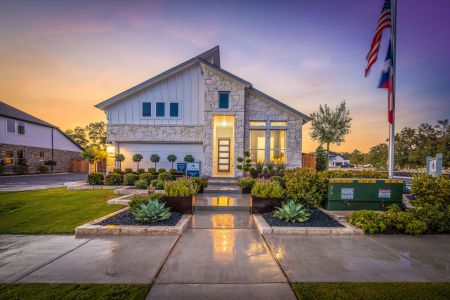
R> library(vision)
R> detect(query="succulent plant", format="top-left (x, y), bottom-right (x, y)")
top-left (132, 200), bottom-right (171, 223)
top-left (274, 200), bottom-right (311, 223)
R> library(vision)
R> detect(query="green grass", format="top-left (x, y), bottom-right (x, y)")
top-left (292, 282), bottom-right (450, 300)
top-left (0, 283), bottom-right (150, 300)
top-left (0, 188), bottom-right (124, 234)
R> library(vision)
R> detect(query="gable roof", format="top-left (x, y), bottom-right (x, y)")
top-left (0, 101), bottom-right (84, 150)
top-left (95, 46), bottom-right (221, 110)
top-left (199, 58), bottom-right (252, 87)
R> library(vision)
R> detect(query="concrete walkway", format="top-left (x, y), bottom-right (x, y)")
top-left (0, 173), bottom-right (86, 191)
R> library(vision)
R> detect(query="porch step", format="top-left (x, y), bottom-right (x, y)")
top-left (203, 186), bottom-right (241, 194)
top-left (195, 206), bottom-right (250, 212)
top-left (207, 178), bottom-right (239, 186)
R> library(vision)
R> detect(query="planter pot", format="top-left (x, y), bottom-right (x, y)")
top-left (162, 195), bottom-right (194, 214)
top-left (241, 187), bottom-right (252, 194)
top-left (251, 195), bottom-right (284, 214)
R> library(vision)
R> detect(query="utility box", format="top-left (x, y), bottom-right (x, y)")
top-left (325, 179), bottom-right (403, 211)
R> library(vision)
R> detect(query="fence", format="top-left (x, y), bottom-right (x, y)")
top-left (302, 153), bottom-right (316, 170)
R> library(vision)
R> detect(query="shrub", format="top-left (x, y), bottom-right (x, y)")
top-left (105, 173), bottom-right (122, 185)
top-left (411, 174), bottom-right (450, 207)
top-left (134, 179), bottom-right (148, 189)
top-left (129, 193), bottom-right (164, 211)
top-left (124, 168), bottom-right (133, 174)
top-left (123, 173), bottom-right (139, 186)
top-left (0, 163), bottom-right (4, 175)
top-left (347, 210), bottom-right (387, 234)
top-left (261, 165), bottom-right (270, 174)
top-left (164, 178), bottom-right (197, 196)
top-left (404, 219), bottom-right (428, 235)
top-left (44, 160), bottom-right (57, 167)
top-left (410, 203), bottom-right (450, 233)
top-left (191, 177), bottom-right (208, 192)
top-left (269, 175), bottom-right (285, 187)
top-left (274, 200), bottom-right (311, 223)
top-left (13, 162), bottom-right (28, 175)
top-left (112, 168), bottom-right (122, 173)
top-left (132, 200), bottom-right (171, 223)
top-left (169, 168), bottom-right (177, 174)
top-left (284, 168), bottom-right (325, 207)
top-left (238, 177), bottom-right (256, 192)
top-left (184, 154), bottom-right (195, 163)
top-left (150, 179), bottom-right (164, 190)
top-left (148, 168), bottom-right (157, 175)
top-left (249, 166), bottom-right (258, 178)
top-left (87, 173), bottom-right (104, 185)
top-left (251, 179), bottom-right (284, 198)
top-left (38, 165), bottom-right (49, 174)
top-left (139, 173), bottom-right (153, 185)
top-left (137, 168), bottom-right (145, 174)
top-left (158, 168), bottom-right (166, 174)
top-left (158, 172), bottom-right (173, 181)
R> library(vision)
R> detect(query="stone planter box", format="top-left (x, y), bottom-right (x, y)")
top-left (75, 207), bottom-right (191, 237)
top-left (162, 195), bottom-right (194, 214)
top-left (250, 195), bottom-right (284, 214)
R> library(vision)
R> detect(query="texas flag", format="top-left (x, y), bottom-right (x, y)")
top-left (378, 41), bottom-right (395, 124)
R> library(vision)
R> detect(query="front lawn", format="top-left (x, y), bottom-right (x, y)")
top-left (292, 282), bottom-right (450, 300)
top-left (0, 188), bottom-right (123, 234)
top-left (0, 283), bottom-right (150, 300)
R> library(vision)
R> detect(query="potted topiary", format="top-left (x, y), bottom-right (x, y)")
top-left (162, 177), bottom-right (197, 214)
top-left (115, 153), bottom-right (125, 170)
top-left (150, 154), bottom-right (160, 169)
top-left (133, 154), bottom-right (143, 171)
top-left (250, 178), bottom-right (285, 214)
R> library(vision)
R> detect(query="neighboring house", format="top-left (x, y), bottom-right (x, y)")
top-left (96, 46), bottom-right (311, 177)
top-left (328, 151), bottom-right (351, 168)
top-left (0, 101), bottom-right (83, 173)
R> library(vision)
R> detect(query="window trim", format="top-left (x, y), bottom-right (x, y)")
top-left (169, 102), bottom-right (179, 118)
top-left (218, 91), bottom-right (230, 109)
top-left (249, 129), bottom-right (266, 163)
top-left (155, 102), bottom-right (165, 117)
top-left (142, 101), bottom-right (152, 117)
top-left (5, 119), bottom-right (26, 135)
top-left (3, 149), bottom-right (14, 165)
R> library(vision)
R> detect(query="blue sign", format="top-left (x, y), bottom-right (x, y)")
top-left (177, 163), bottom-right (187, 173)
top-left (187, 170), bottom-right (200, 177)
top-left (186, 162), bottom-right (201, 177)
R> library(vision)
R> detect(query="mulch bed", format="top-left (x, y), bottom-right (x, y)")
top-left (95, 210), bottom-right (182, 226)
top-left (262, 209), bottom-right (343, 227)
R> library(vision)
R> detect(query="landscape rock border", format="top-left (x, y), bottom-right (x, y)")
top-left (253, 208), bottom-right (363, 235)
top-left (75, 207), bottom-right (191, 237)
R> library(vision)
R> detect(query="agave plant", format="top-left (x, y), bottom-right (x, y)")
top-left (274, 200), bottom-right (311, 223)
top-left (132, 200), bottom-right (171, 223)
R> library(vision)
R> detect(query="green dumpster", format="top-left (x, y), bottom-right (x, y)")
top-left (325, 178), bottom-right (403, 211)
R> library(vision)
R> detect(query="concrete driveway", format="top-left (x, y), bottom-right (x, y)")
top-left (0, 173), bottom-right (86, 191)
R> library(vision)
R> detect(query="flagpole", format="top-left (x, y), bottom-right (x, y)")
top-left (388, 0), bottom-right (397, 179)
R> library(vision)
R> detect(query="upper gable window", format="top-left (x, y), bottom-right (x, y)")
top-left (156, 102), bottom-right (165, 117)
top-left (17, 122), bottom-right (25, 135)
top-left (218, 92), bottom-right (229, 109)
top-left (170, 103), bottom-right (179, 117)
top-left (6, 119), bottom-right (15, 133)
top-left (142, 102), bottom-right (151, 117)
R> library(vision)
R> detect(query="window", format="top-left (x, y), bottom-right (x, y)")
top-left (218, 92), bottom-right (229, 109)
top-left (142, 102), bottom-right (151, 117)
top-left (250, 121), bottom-right (266, 127)
top-left (270, 121), bottom-right (287, 127)
top-left (17, 121), bottom-right (25, 135)
top-left (39, 151), bottom-right (45, 161)
top-left (156, 102), bottom-right (165, 116)
top-left (6, 119), bottom-right (15, 133)
top-left (170, 103), bottom-right (179, 117)
top-left (4, 150), bottom-right (14, 165)
top-left (249, 130), bottom-right (266, 163)
top-left (270, 130), bottom-right (286, 162)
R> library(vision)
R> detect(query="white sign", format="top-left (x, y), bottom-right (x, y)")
top-left (186, 162), bottom-right (200, 171)
top-left (341, 188), bottom-right (354, 200)
top-left (378, 189), bottom-right (391, 198)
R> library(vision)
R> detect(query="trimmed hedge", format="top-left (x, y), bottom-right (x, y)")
top-left (87, 173), bottom-right (104, 185)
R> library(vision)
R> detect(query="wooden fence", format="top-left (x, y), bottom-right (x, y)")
top-left (302, 153), bottom-right (316, 170)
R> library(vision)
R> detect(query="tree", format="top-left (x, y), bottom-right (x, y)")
top-left (349, 149), bottom-right (365, 165)
top-left (367, 143), bottom-right (388, 170)
top-left (315, 146), bottom-right (328, 171)
top-left (310, 101), bottom-right (352, 161)
top-left (133, 154), bottom-right (143, 170)
top-left (80, 147), bottom-right (107, 173)
top-left (85, 122), bottom-right (107, 149)
top-left (184, 154), bottom-right (195, 163)
top-left (115, 153), bottom-right (125, 170)
top-left (150, 154), bottom-right (160, 169)
top-left (167, 154), bottom-right (177, 169)
top-left (65, 126), bottom-right (88, 148)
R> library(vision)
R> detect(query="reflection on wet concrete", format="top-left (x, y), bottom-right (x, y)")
top-left (212, 229), bottom-right (235, 264)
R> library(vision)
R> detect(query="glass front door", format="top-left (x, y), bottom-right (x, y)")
top-left (217, 138), bottom-right (230, 173)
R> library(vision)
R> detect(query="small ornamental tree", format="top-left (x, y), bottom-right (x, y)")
top-left (133, 154), bottom-right (143, 170)
top-left (237, 150), bottom-right (252, 176)
top-left (80, 147), bottom-right (107, 174)
top-left (315, 146), bottom-right (328, 171)
top-left (115, 153), bottom-right (125, 170)
top-left (150, 154), bottom-right (160, 169)
top-left (184, 154), bottom-right (195, 163)
top-left (167, 154), bottom-right (177, 169)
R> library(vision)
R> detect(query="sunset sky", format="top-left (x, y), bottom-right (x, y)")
top-left (1, 0), bottom-right (449, 153)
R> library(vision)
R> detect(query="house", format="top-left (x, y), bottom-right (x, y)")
top-left (96, 46), bottom-right (310, 177)
top-left (0, 101), bottom-right (83, 173)
top-left (328, 152), bottom-right (351, 168)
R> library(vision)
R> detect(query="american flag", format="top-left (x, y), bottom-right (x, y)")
top-left (365, 0), bottom-right (392, 76)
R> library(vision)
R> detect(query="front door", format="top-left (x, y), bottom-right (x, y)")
top-left (217, 138), bottom-right (230, 173)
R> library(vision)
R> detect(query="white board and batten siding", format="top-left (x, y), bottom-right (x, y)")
top-left (0, 116), bottom-right (80, 152)
top-left (106, 64), bottom-right (205, 126)
top-left (118, 143), bottom-right (203, 170)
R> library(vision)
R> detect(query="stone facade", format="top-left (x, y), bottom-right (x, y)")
top-left (107, 125), bottom-right (204, 143)
top-left (245, 93), bottom-right (303, 167)
top-left (0, 143), bottom-right (81, 174)
top-left (202, 65), bottom-right (247, 176)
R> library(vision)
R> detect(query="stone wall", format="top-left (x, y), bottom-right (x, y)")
top-left (202, 65), bottom-right (247, 176)
top-left (107, 125), bottom-right (204, 143)
top-left (0, 143), bottom-right (81, 174)
top-left (245, 93), bottom-right (303, 168)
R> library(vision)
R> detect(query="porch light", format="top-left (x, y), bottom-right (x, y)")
top-left (106, 144), bottom-right (116, 156)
